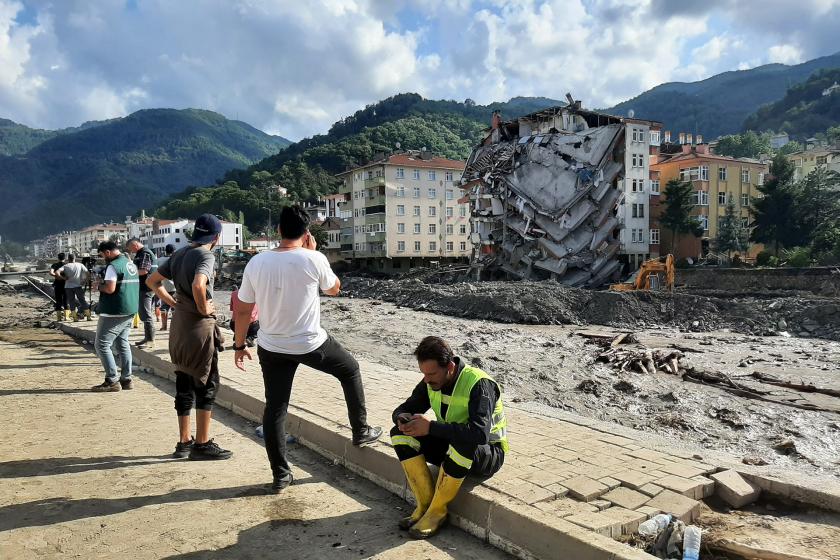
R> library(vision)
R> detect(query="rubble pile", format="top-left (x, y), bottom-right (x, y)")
top-left (597, 347), bottom-right (685, 375)
top-left (460, 104), bottom-right (626, 286)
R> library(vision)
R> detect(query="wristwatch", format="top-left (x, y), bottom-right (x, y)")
top-left (232, 342), bottom-right (247, 351)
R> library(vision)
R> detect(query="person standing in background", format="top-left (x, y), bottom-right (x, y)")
top-left (49, 252), bottom-right (68, 321)
top-left (126, 238), bottom-right (158, 349)
top-left (157, 244), bottom-right (177, 331)
top-left (59, 254), bottom-right (91, 321)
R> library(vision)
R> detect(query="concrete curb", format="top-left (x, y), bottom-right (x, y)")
top-left (57, 322), bottom-right (656, 560)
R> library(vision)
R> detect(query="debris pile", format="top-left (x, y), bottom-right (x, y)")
top-left (459, 101), bottom-right (626, 286)
top-left (597, 347), bottom-right (685, 375)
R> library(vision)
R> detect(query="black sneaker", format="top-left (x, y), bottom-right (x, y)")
top-left (135, 339), bottom-right (155, 350)
top-left (352, 426), bottom-right (382, 446)
top-left (173, 438), bottom-right (194, 458)
top-left (270, 473), bottom-right (294, 493)
top-left (91, 380), bottom-right (121, 392)
top-left (119, 379), bottom-right (134, 390)
top-left (189, 439), bottom-right (233, 461)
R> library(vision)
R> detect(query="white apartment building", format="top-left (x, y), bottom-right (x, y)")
top-left (335, 152), bottom-right (470, 273)
top-left (146, 219), bottom-right (243, 255)
top-left (70, 223), bottom-right (128, 254)
top-left (619, 119), bottom-right (662, 269)
top-left (219, 221), bottom-right (244, 251)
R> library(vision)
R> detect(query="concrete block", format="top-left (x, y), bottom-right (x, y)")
top-left (710, 469), bottom-right (760, 508)
top-left (599, 476), bottom-right (621, 490)
top-left (645, 490), bottom-right (702, 523)
top-left (565, 476), bottom-right (609, 502)
top-left (545, 483), bottom-right (569, 498)
top-left (602, 487), bottom-right (650, 510)
top-left (533, 497), bottom-right (598, 517)
top-left (565, 511), bottom-right (622, 537)
top-left (691, 476), bottom-right (716, 499)
top-left (601, 506), bottom-right (648, 535)
top-left (658, 462), bottom-right (705, 479)
top-left (636, 505), bottom-right (661, 519)
top-left (638, 483), bottom-right (663, 497)
top-left (590, 499), bottom-right (612, 511)
top-left (295, 414), bottom-right (348, 461)
top-left (656, 475), bottom-right (703, 498)
top-left (613, 470), bottom-right (655, 490)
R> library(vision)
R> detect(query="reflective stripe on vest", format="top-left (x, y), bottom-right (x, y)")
top-left (427, 365), bottom-right (509, 453)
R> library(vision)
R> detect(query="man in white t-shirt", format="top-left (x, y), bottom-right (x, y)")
top-left (233, 205), bottom-right (381, 493)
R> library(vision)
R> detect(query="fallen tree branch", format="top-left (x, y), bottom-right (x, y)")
top-left (751, 371), bottom-right (840, 398)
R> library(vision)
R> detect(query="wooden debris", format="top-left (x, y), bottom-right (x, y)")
top-left (596, 347), bottom-right (684, 375)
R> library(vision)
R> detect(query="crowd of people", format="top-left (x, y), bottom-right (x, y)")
top-left (56, 205), bottom-right (508, 539)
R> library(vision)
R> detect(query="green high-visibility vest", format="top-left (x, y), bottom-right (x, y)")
top-left (98, 254), bottom-right (140, 316)
top-left (428, 365), bottom-right (509, 452)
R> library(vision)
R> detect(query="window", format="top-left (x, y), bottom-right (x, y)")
top-left (355, 242), bottom-right (360, 250)
top-left (367, 171), bottom-right (373, 180)
top-left (396, 185), bottom-right (405, 197)
top-left (354, 191), bottom-right (359, 199)
top-left (700, 165), bottom-right (709, 181)
top-left (397, 205), bottom-right (405, 216)
top-left (396, 168), bottom-right (405, 179)
top-left (429, 224), bottom-right (436, 234)
top-left (445, 171), bottom-right (453, 181)
top-left (631, 203), bottom-right (645, 218)
top-left (631, 153), bottom-right (644, 167)
top-left (741, 169), bottom-right (750, 183)
top-left (649, 130), bottom-right (660, 145)
top-left (718, 192), bottom-right (726, 205)
top-left (817, 156), bottom-right (828, 165)
top-left (428, 206), bottom-right (436, 217)
top-left (397, 223), bottom-right (405, 234)
top-left (757, 173), bottom-right (764, 186)
top-left (428, 170), bottom-right (436, 181)
top-left (631, 229), bottom-right (637, 243)
top-left (794, 158), bottom-right (802, 167)
top-left (460, 242), bottom-right (467, 251)
top-left (429, 241), bottom-right (437, 251)
top-left (719, 167), bottom-right (727, 181)
top-left (446, 241), bottom-right (454, 252)
top-left (397, 240), bottom-right (405, 252)
top-left (413, 205), bottom-right (421, 216)
top-left (414, 223), bottom-right (421, 234)
top-left (446, 207), bottom-right (453, 217)
top-left (175, 237), bottom-right (180, 243)
top-left (360, 189), bottom-right (366, 198)
top-left (651, 180), bottom-right (660, 193)
top-left (650, 229), bottom-right (660, 244)
top-left (699, 215), bottom-right (709, 231)
top-left (413, 187), bottom-right (420, 198)
top-left (694, 191), bottom-right (709, 206)
top-left (446, 224), bottom-right (454, 235)
top-left (446, 190), bottom-right (453, 200)
top-left (742, 193), bottom-right (749, 207)
top-left (460, 206), bottom-right (467, 217)
top-left (413, 169), bottom-right (420, 180)
top-left (460, 224), bottom-right (467, 234)
top-left (428, 188), bottom-right (436, 198)
top-left (414, 241), bottom-right (421, 251)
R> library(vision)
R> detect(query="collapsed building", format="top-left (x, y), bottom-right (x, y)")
top-left (459, 97), bottom-right (628, 287)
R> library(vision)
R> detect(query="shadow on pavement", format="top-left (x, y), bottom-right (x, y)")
top-left (0, 454), bottom-right (181, 478)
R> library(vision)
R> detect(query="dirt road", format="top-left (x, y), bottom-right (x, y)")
top-left (0, 327), bottom-right (510, 560)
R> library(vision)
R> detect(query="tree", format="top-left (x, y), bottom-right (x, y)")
top-left (714, 131), bottom-right (772, 159)
top-left (750, 154), bottom-right (798, 256)
top-left (660, 179), bottom-right (703, 258)
top-left (794, 166), bottom-right (840, 250)
top-left (715, 198), bottom-right (748, 258)
top-left (776, 140), bottom-right (803, 155)
top-left (308, 222), bottom-right (329, 252)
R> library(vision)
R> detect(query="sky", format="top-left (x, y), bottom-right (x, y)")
top-left (1, 0), bottom-right (839, 141)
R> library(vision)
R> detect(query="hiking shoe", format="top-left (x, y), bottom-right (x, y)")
top-left (189, 439), bottom-right (233, 461)
top-left (352, 426), bottom-right (382, 447)
top-left (119, 379), bottom-right (134, 390)
top-left (91, 380), bottom-right (121, 392)
top-left (135, 339), bottom-right (155, 350)
top-left (270, 473), bottom-right (294, 493)
top-left (173, 438), bottom-right (195, 459)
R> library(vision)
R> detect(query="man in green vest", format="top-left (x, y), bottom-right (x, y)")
top-left (391, 336), bottom-right (508, 539)
top-left (91, 240), bottom-right (140, 392)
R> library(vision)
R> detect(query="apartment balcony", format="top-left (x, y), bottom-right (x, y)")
top-left (339, 181), bottom-right (352, 195)
top-left (364, 176), bottom-right (385, 188)
top-left (365, 193), bottom-right (387, 206)
top-left (364, 214), bottom-right (386, 226)
top-left (362, 232), bottom-right (386, 243)
top-left (352, 247), bottom-right (387, 258)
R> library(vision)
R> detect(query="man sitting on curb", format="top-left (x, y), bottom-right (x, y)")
top-left (391, 336), bottom-right (508, 539)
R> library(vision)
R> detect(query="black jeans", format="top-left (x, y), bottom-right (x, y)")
top-left (53, 284), bottom-right (67, 311)
top-left (139, 290), bottom-right (155, 341)
top-left (174, 353), bottom-right (220, 415)
top-left (390, 425), bottom-right (505, 479)
top-left (230, 319), bottom-right (259, 341)
top-left (257, 335), bottom-right (368, 479)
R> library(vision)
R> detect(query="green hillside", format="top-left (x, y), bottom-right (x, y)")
top-left (606, 51), bottom-right (840, 138)
top-left (0, 118), bottom-right (60, 155)
top-left (155, 94), bottom-right (562, 231)
top-left (0, 109), bottom-right (290, 241)
top-left (743, 68), bottom-right (840, 137)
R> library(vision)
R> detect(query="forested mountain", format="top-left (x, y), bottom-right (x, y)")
top-left (0, 109), bottom-right (290, 241)
top-left (743, 68), bottom-right (840, 137)
top-left (606, 51), bottom-right (840, 138)
top-left (155, 94), bottom-right (562, 230)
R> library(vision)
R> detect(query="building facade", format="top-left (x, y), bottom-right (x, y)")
top-left (335, 152), bottom-right (470, 272)
top-left (620, 119), bottom-right (662, 270)
top-left (651, 144), bottom-right (769, 260)
top-left (786, 147), bottom-right (840, 182)
top-left (70, 223), bottom-right (128, 254)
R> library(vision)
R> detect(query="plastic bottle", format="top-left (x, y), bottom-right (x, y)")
top-left (255, 425), bottom-right (264, 438)
top-left (637, 513), bottom-right (671, 537)
top-left (682, 525), bottom-right (701, 560)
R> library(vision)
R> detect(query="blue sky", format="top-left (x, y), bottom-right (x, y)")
top-left (1, 0), bottom-right (839, 141)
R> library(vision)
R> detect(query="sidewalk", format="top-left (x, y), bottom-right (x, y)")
top-left (58, 318), bottom-right (840, 560)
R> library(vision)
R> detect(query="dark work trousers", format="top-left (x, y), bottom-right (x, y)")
top-left (139, 290), bottom-right (155, 341)
top-left (65, 286), bottom-right (89, 312)
top-left (229, 319), bottom-right (259, 341)
top-left (53, 284), bottom-right (67, 311)
top-left (390, 425), bottom-right (505, 479)
top-left (174, 352), bottom-right (220, 415)
top-left (257, 335), bottom-right (368, 479)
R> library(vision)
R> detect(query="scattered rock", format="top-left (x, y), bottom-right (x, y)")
top-left (772, 438), bottom-right (797, 456)
top-left (575, 379), bottom-right (601, 396)
top-left (613, 380), bottom-right (638, 394)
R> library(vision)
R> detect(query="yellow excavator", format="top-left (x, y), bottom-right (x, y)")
top-left (609, 254), bottom-right (674, 292)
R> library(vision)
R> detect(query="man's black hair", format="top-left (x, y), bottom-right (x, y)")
top-left (126, 237), bottom-right (142, 246)
top-left (165, 244), bottom-right (175, 255)
top-left (67, 254), bottom-right (76, 262)
top-left (98, 241), bottom-right (118, 253)
top-left (279, 205), bottom-right (310, 239)
top-left (57, 252), bottom-right (66, 260)
top-left (413, 336), bottom-right (454, 368)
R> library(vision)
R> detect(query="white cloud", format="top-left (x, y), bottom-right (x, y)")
top-left (768, 44), bottom-right (804, 65)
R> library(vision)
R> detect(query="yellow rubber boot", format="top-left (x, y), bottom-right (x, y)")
top-left (132, 313), bottom-right (140, 328)
top-left (398, 455), bottom-right (435, 530)
top-left (55, 310), bottom-right (63, 322)
top-left (71, 310), bottom-right (78, 322)
top-left (63, 309), bottom-right (70, 321)
top-left (85, 309), bottom-right (92, 321)
top-left (408, 468), bottom-right (464, 539)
